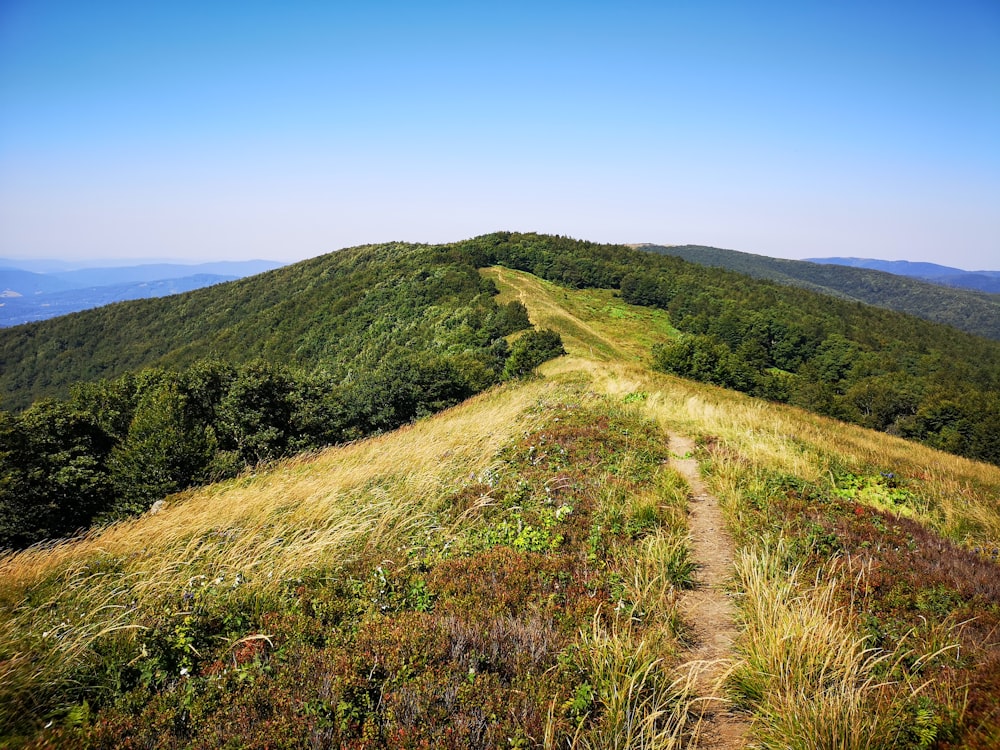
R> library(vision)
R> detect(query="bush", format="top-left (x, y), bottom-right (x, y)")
top-left (502, 330), bottom-right (566, 379)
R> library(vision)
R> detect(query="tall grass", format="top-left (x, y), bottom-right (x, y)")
top-left (567, 471), bottom-right (697, 749)
top-left (564, 455), bottom-right (699, 748)
top-left (497, 256), bottom-right (1000, 546)
top-left (8, 264), bottom-right (999, 742)
top-left (565, 356), bottom-right (1000, 547)
top-left (0, 378), bottom-right (559, 729)
top-left (571, 613), bottom-right (698, 750)
top-left (492, 269), bottom-right (991, 746)
top-left (729, 540), bottom-right (960, 750)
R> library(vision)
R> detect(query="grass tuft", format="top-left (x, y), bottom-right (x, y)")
top-left (730, 540), bottom-right (964, 750)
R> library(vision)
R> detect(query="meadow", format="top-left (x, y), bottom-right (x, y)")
top-left (0, 267), bottom-right (997, 747)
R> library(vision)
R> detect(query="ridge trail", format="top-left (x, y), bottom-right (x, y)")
top-left (670, 434), bottom-right (749, 749)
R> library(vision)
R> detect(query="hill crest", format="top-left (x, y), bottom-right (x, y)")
top-left (640, 243), bottom-right (1000, 338)
top-left (2, 273), bottom-right (999, 745)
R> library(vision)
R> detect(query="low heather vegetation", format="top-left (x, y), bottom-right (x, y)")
top-left (698, 421), bottom-right (1000, 748)
top-left (0, 382), bottom-right (701, 748)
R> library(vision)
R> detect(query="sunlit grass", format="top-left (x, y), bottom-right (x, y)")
top-left (556, 353), bottom-right (1000, 547)
top-left (570, 613), bottom-right (697, 750)
top-left (565, 464), bottom-right (698, 750)
top-left (5, 266), bottom-right (999, 744)
top-left (492, 266), bottom-right (1000, 546)
top-left (729, 540), bottom-right (961, 750)
top-left (482, 267), bottom-right (677, 362)
top-left (497, 270), bottom-right (997, 746)
top-left (0, 378), bottom-right (560, 728)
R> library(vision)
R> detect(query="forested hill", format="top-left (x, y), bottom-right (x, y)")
top-left (0, 239), bottom-right (566, 547)
top-left (807, 256), bottom-right (1000, 294)
top-left (461, 233), bottom-right (1000, 466)
top-left (637, 243), bottom-right (1000, 341)
top-left (4, 233), bottom-right (1000, 748)
top-left (0, 242), bottom-right (523, 411)
top-left (3, 232), bottom-right (1000, 469)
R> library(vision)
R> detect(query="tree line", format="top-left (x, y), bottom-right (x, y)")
top-left (1, 276), bottom-right (565, 548)
top-left (641, 243), bottom-right (1000, 341)
top-left (457, 232), bottom-right (1000, 466)
top-left (4, 230), bottom-right (999, 546)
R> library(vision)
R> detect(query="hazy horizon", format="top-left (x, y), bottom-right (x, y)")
top-left (2, 1), bottom-right (997, 268)
top-left (3, 240), bottom-right (1000, 275)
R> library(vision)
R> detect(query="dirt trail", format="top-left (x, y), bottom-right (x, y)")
top-left (670, 434), bottom-right (749, 749)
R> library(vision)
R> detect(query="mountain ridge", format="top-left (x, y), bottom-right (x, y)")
top-left (2, 232), bottom-right (998, 470)
top-left (0, 259), bottom-right (286, 327)
top-left (638, 243), bottom-right (1000, 339)
top-left (0, 274), bottom-right (238, 327)
top-left (1, 269), bottom-right (998, 747)
top-left (806, 256), bottom-right (1000, 294)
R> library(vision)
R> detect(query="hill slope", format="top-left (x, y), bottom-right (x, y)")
top-left (0, 242), bottom-right (561, 547)
top-left (2, 274), bottom-right (998, 747)
top-left (3, 232), bottom-right (1000, 480)
top-left (0, 242), bottom-right (515, 410)
top-left (808, 256), bottom-right (1000, 294)
top-left (640, 243), bottom-right (1000, 340)
top-left (4, 234), bottom-right (1000, 406)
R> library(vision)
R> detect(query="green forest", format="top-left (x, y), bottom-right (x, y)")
top-left (2, 232), bottom-right (999, 549)
top-left (460, 233), bottom-right (1000, 466)
top-left (0, 242), bottom-right (565, 547)
top-left (641, 243), bottom-right (1000, 341)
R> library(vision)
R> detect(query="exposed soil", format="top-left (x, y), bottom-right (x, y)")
top-left (670, 434), bottom-right (749, 749)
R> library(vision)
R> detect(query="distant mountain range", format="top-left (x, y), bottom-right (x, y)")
top-left (0, 259), bottom-right (284, 327)
top-left (637, 245), bottom-right (1000, 341)
top-left (806, 257), bottom-right (1000, 294)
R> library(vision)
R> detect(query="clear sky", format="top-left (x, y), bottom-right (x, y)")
top-left (1, 0), bottom-right (998, 268)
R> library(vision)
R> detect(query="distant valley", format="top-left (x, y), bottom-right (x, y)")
top-left (0, 259), bottom-right (285, 327)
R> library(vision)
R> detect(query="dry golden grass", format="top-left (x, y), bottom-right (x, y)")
top-left (570, 613), bottom-right (699, 750)
top-left (0, 377), bottom-right (568, 724)
top-left (729, 540), bottom-right (962, 750)
top-left (492, 265), bottom-right (1000, 547)
top-left (1, 380), bottom-right (554, 594)
top-left (5, 266), bottom-right (999, 744)
top-left (573, 360), bottom-right (1000, 546)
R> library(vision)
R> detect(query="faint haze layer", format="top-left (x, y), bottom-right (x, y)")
top-left (0, 0), bottom-right (997, 266)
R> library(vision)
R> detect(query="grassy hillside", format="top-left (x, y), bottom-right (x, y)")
top-left (470, 234), bottom-right (1000, 467)
top-left (3, 233), bottom-right (1000, 556)
top-left (6, 234), bottom-right (999, 412)
top-left (2, 273), bottom-right (999, 747)
top-left (640, 243), bottom-right (1000, 341)
top-left (0, 242), bottom-right (568, 547)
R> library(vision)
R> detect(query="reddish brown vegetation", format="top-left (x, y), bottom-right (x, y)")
top-left (766, 478), bottom-right (1000, 748)
top-left (25, 399), bottom-right (672, 749)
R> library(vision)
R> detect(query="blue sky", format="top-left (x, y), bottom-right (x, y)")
top-left (1, 1), bottom-right (998, 268)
